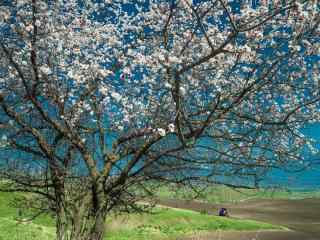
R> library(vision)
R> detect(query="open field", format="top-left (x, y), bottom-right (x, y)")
top-left (106, 206), bottom-right (283, 240)
top-left (159, 198), bottom-right (320, 240)
top-left (0, 192), bottom-right (282, 240)
top-left (155, 184), bottom-right (320, 203)
top-left (1, 184), bottom-right (319, 240)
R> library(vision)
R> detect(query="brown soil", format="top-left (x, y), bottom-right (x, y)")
top-left (158, 198), bottom-right (320, 240)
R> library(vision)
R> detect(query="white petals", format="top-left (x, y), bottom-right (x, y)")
top-left (99, 69), bottom-right (113, 78)
top-left (1, 135), bottom-right (7, 141)
top-left (168, 123), bottom-right (175, 133)
top-left (122, 67), bottom-right (131, 75)
top-left (0, 135), bottom-right (8, 147)
top-left (127, 49), bottom-right (135, 56)
top-left (100, 86), bottom-right (108, 96)
top-left (157, 128), bottom-right (166, 137)
top-left (67, 70), bottom-right (73, 79)
top-left (0, 0), bottom-right (317, 172)
top-left (25, 25), bottom-right (34, 32)
top-left (179, 86), bottom-right (186, 96)
top-left (164, 82), bottom-right (172, 89)
top-left (168, 56), bottom-right (181, 64)
top-left (111, 92), bottom-right (122, 102)
top-left (40, 65), bottom-right (52, 75)
top-left (158, 54), bottom-right (166, 62)
top-left (17, 0), bottom-right (27, 7)
top-left (0, 7), bottom-right (10, 21)
top-left (37, 1), bottom-right (48, 11)
top-left (35, 20), bottom-right (41, 27)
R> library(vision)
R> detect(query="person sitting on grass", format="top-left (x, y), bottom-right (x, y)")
top-left (218, 207), bottom-right (229, 217)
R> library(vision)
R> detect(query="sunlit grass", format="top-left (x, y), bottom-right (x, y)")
top-left (0, 192), bottom-right (283, 240)
top-left (105, 206), bottom-right (283, 240)
top-left (0, 217), bottom-right (55, 240)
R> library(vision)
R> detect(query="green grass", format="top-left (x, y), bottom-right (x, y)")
top-left (0, 192), bottom-right (55, 240)
top-left (0, 217), bottom-right (55, 240)
top-left (106, 207), bottom-right (283, 240)
top-left (155, 184), bottom-right (320, 203)
top-left (0, 192), bottom-right (283, 240)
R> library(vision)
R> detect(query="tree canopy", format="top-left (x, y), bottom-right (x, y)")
top-left (0, 0), bottom-right (319, 239)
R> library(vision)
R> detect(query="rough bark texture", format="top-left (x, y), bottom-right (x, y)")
top-left (55, 182), bottom-right (107, 240)
top-left (55, 208), bottom-right (107, 240)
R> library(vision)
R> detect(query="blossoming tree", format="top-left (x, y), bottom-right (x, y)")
top-left (0, 0), bottom-right (319, 239)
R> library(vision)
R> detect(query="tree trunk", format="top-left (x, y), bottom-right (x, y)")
top-left (55, 209), bottom-right (107, 240)
top-left (87, 211), bottom-right (107, 240)
top-left (55, 183), bottom-right (108, 240)
top-left (56, 207), bottom-right (69, 240)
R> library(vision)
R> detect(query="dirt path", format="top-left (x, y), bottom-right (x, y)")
top-left (158, 198), bottom-right (320, 240)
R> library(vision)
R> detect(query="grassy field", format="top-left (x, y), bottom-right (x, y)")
top-left (155, 184), bottom-right (320, 203)
top-left (0, 192), bottom-right (55, 240)
top-left (0, 192), bottom-right (283, 240)
top-left (106, 206), bottom-right (283, 240)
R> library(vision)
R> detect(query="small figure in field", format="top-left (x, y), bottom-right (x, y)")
top-left (218, 207), bottom-right (229, 217)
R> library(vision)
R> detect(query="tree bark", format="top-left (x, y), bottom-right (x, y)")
top-left (86, 211), bottom-right (106, 240)
top-left (55, 182), bottom-right (107, 240)
top-left (55, 209), bottom-right (107, 240)
top-left (56, 206), bottom-right (69, 240)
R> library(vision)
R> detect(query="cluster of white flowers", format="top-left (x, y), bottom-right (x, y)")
top-left (157, 128), bottom-right (166, 137)
top-left (111, 92), bottom-right (122, 102)
top-left (0, 135), bottom-right (8, 148)
top-left (156, 123), bottom-right (176, 137)
top-left (0, 7), bottom-right (10, 22)
top-left (0, 0), bottom-right (318, 165)
top-left (39, 65), bottom-right (52, 75)
top-left (168, 123), bottom-right (175, 133)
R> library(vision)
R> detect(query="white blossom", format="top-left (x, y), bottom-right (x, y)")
top-left (98, 69), bottom-right (113, 78)
top-left (157, 128), bottom-right (166, 137)
top-left (179, 86), bottom-right (186, 96)
top-left (1, 135), bottom-right (7, 142)
top-left (99, 86), bottom-right (108, 96)
top-left (0, 7), bottom-right (10, 22)
top-left (158, 54), bottom-right (166, 62)
top-left (0, 0), bottom-right (318, 192)
top-left (168, 56), bottom-right (181, 64)
top-left (168, 123), bottom-right (175, 133)
top-left (111, 92), bottom-right (122, 102)
top-left (25, 25), bottom-right (34, 32)
top-left (40, 65), bottom-right (52, 75)
top-left (164, 82), bottom-right (172, 89)
top-left (35, 20), bottom-right (41, 27)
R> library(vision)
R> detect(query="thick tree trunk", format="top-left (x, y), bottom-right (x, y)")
top-left (56, 207), bottom-right (69, 240)
top-left (55, 182), bottom-right (108, 240)
top-left (88, 211), bottom-right (107, 240)
top-left (55, 210), bottom-right (107, 240)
